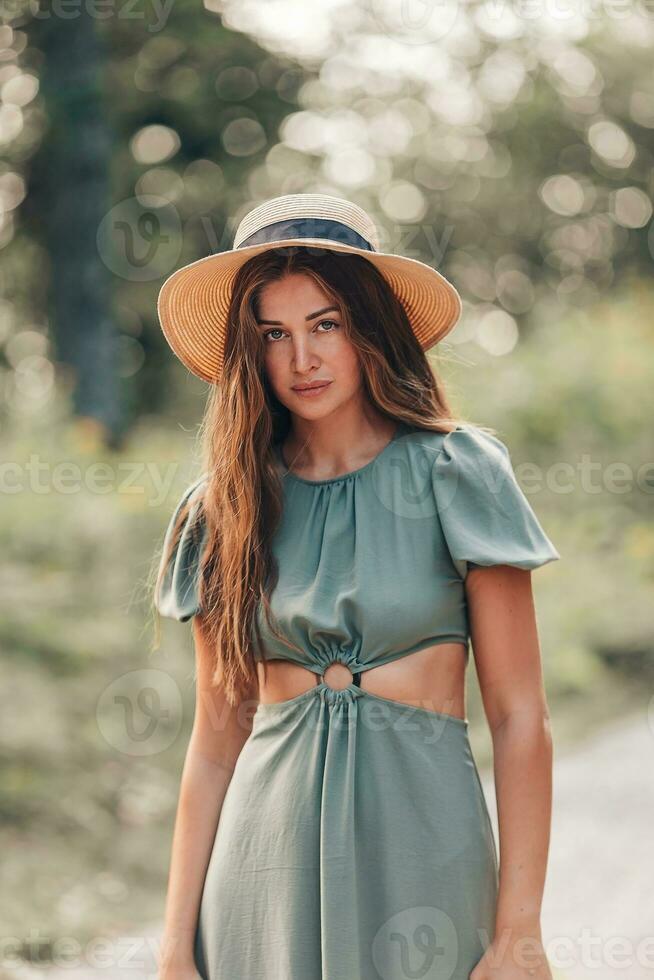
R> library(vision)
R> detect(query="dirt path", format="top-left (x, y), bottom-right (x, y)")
top-left (481, 711), bottom-right (654, 980)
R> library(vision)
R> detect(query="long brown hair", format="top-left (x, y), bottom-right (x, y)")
top-left (153, 245), bottom-right (478, 706)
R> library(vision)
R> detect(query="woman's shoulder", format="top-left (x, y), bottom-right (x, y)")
top-left (400, 421), bottom-right (509, 465)
top-left (175, 472), bottom-right (209, 509)
top-left (398, 422), bottom-right (523, 509)
top-left (404, 420), bottom-right (540, 505)
top-left (154, 473), bottom-right (209, 622)
top-left (404, 421), bottom-right (561, 572)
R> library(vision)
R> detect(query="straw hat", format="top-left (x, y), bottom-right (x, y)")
top-left (157, 192), bottom-right (462, 383)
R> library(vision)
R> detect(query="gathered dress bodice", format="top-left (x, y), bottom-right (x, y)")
top-left (155, 422), bottom-right (560, 691)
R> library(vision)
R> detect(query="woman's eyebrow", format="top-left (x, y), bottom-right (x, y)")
top-left (256, 306), bottom-right (340, 326)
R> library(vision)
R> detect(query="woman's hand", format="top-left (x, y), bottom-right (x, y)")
top-left (157, 933), bottom-right (203, 980)
top-left (159, 964), bottom-right (203, 980)
top-left (470, 925), bottom-right (553, 980)
top-left (157, 955), bottom-right (204, 980)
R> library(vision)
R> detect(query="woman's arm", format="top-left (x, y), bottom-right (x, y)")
top-left (158, 614), bottom-right (258, 980)
top-left (466, 564), bottom-right (553, 979)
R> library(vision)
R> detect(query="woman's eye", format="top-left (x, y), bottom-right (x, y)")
top-left (263, 320), bottom-right (339, 343)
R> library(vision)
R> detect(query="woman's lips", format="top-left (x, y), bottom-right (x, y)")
top-left (291, 381), bottom-right (333, 398)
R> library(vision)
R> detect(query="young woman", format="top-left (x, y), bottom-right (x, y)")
top-left (153, 194), bottom-right (560, 980)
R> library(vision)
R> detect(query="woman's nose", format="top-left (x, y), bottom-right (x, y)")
top-left (292, 342), bottom-right (318, 372)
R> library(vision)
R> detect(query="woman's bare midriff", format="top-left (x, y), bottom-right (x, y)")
top-left (255, 642), bottom-right (468, 720)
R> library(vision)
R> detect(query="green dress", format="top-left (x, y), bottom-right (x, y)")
top-left (155, 422), bottom-right (560, 980)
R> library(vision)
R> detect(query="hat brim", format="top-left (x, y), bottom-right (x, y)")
top-left (157, 237), bottom-right (462, 383)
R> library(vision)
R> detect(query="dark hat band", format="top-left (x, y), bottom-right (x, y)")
top-left (236, 217), bottom-right (375, 252)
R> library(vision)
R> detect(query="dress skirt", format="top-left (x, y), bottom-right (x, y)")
top-left (192, 682), bottom-right (498, 980)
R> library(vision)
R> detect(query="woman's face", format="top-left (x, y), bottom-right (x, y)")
top-left (257, 272), bottom-right (361, 419)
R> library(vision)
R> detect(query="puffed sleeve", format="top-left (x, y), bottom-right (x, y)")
top-left (432, 425), bottom-right (560, 576)
top-left (154, 475), bottom-right (209, 621)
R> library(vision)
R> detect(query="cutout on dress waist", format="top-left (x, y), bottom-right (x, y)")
top-left (255, 642), bottom-right (467, 722)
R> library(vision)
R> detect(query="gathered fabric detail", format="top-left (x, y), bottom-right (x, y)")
top-left (317, 682), bottom-right (365, 707)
